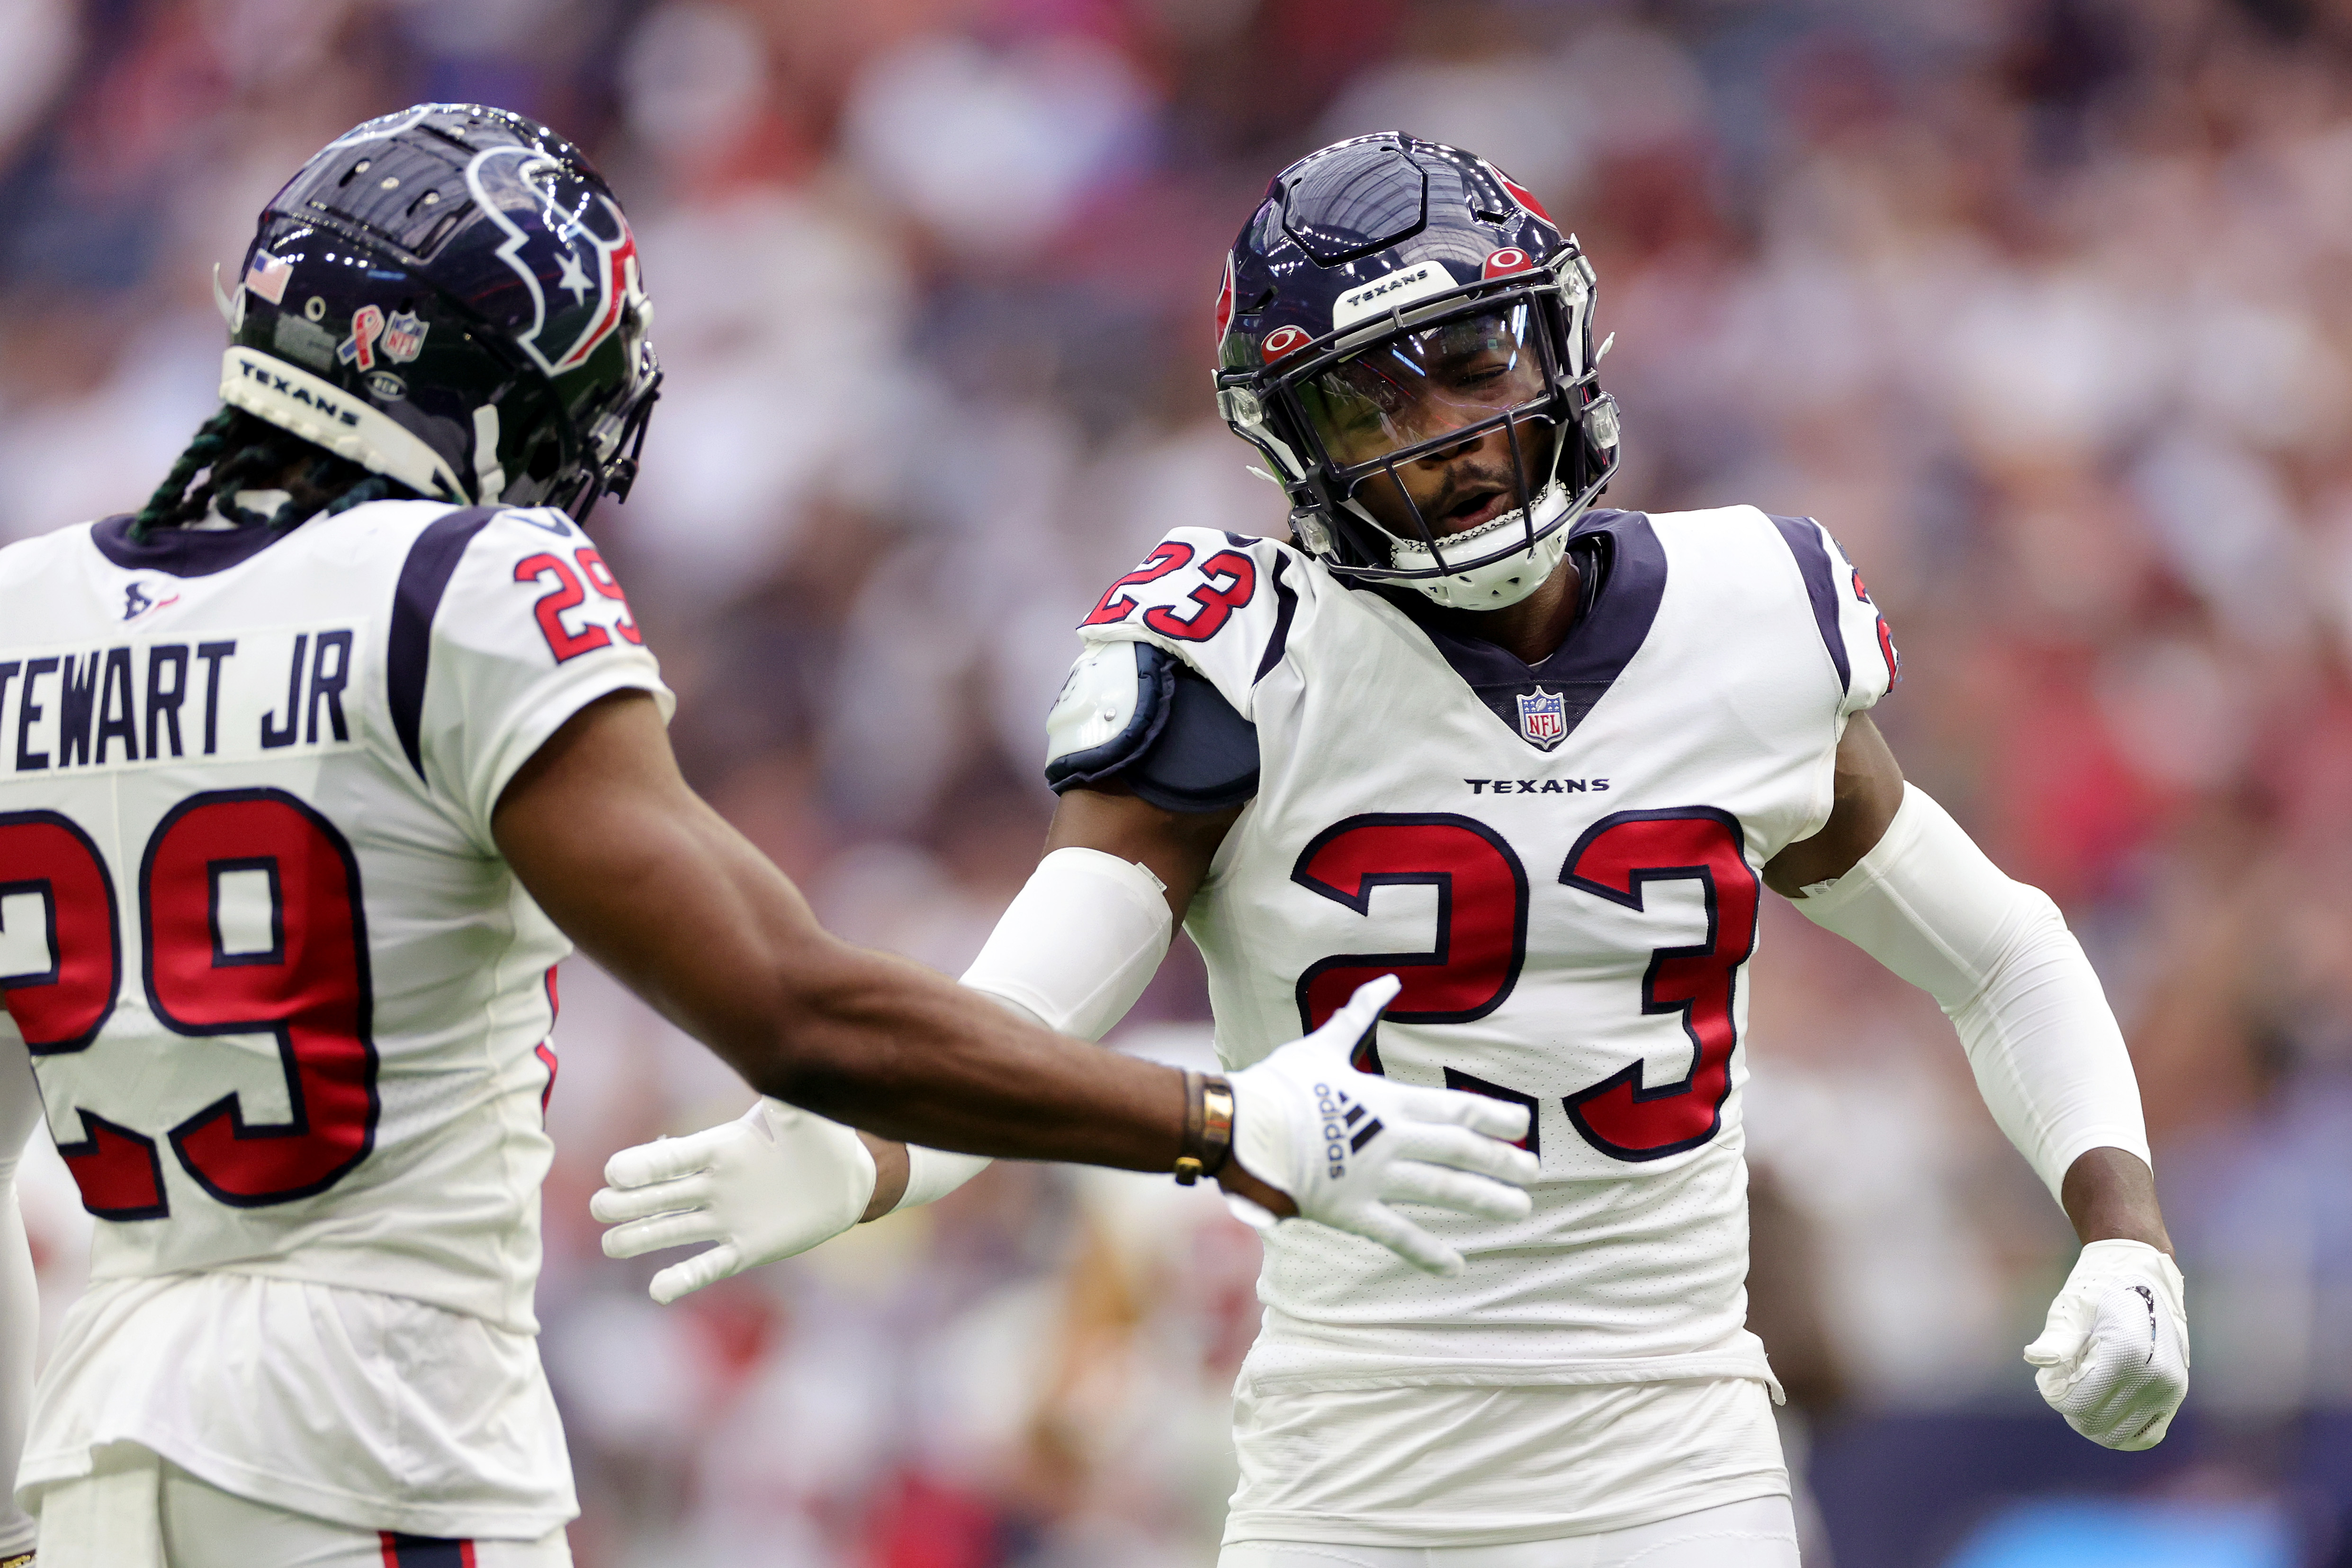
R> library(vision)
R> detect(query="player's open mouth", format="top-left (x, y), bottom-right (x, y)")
top-left (1437, 485), bottom-right (1513, 534)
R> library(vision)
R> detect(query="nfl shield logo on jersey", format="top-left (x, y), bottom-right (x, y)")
top-left (1516, 687), bottom-right (1568, 750)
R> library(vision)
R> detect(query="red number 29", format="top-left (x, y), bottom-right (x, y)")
top-left (0, 793), bottom-right (377, 1218)
top-left (517, 547), bottom-right (642, 661)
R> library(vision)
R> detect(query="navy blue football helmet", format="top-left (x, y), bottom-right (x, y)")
top-left (1213, 134), bottom-right (1618, 609)
top-left (219, 103), bottom-right (659, 520)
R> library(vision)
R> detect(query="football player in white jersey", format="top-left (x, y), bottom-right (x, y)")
top-left (0, 113), bottom-right (1548, 1568)
top-left (597, 135), bottom-right (2194, 1564)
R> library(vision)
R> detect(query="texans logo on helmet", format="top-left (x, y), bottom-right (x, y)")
top-left (465, 145), bottom-right (645, 378)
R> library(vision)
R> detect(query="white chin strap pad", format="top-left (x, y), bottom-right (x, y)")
top-left (1382, 482), bottom-right (1577, 610)
top-left (1793, 784), bottom-right (2151, 1201)
top-left (898, 849), bottom-right (1176, 1213)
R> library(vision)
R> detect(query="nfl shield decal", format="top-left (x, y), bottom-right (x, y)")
top-left (380, 310), bottom-right (428, 362)
top-left (1516, 686), bottom-right (1568, 750)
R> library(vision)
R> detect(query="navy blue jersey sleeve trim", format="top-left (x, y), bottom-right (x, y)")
top-left (1768, 513), bottom-right (1850, 698)
top-left (1253, 552), bottom-right (1299, 684)
top-left (387, 506), bottom-right (502, 779)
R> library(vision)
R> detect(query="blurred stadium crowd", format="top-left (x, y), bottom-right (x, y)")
top-left (5, 0), bottom-right (2352, 1563)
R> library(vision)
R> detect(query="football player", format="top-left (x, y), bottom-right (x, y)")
top-left (606, 133), bottom-right (2192, 1564)
top-left (0, 112), bottom-right (1544, 1568)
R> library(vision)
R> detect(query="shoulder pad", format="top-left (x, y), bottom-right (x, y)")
top-left (1045, 641), bottom-right (1175, 792)
top-left (1127, 663), bottom-right (1258, 812)
top-left (1043, 641), bottom-right (1259, 810)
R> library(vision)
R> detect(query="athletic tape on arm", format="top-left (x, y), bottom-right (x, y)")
top-left (896, 848), bottom-right (1176, 1212)
top-left (1792, 784), bottom-right (2150, 1201)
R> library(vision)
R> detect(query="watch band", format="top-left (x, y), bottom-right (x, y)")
top-left (1174, 1070), bottom-right (1235, 1185)
top-left (2, 1550), bottom-right (35, 1568)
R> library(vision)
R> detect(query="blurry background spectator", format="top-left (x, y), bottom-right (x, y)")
top-left (9, 1), bottom-right (2352, 1562)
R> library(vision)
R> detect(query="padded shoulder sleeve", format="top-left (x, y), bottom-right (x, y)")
top-left (1767, 513), bottom-right (1901, 721)
top-left (401, 506), bottom-right (674, 849)
top-left (1070, 529), bottom-right (1302, 720)
top-left (1044, 642), bottom-right (1257, 811)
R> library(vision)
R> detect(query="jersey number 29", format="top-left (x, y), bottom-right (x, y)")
top-left (0, 793), bottom-right (375, 1219)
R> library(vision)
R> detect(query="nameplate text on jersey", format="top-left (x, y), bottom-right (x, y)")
top-left (0, 622), bottom-right (368, 774)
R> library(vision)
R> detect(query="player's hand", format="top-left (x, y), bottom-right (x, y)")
top-left (1222, 975), bottom-right (1538, 1276)
top-left (2023, 1238), bottom-right (2190, 1450)
top-left (591, 1098), bottom-right (877, 1305)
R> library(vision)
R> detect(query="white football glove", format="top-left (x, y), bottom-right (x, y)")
top-left (591, 1098), bottom-right (876, 1305)
top-left (1224, 975), bottom-right (1538, 1275)
top-left (2022, 1238), bottom-right (2190, 1450)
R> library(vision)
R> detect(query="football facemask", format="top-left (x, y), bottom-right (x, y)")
top-left (1213, 135), bottom-right (1621, 611)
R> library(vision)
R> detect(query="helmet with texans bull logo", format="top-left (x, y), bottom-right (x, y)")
top-left (1213, 134), bottom-right (1618, 610)
top-left (141, 102), bottom-right (659, 538)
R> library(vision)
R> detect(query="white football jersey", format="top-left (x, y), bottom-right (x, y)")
top-left (1070, 507), bottom-right (1894, 1394)
top-left (0, 500), bottom-right (668, 1534)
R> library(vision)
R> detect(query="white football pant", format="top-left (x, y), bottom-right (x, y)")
top-left (35, 1443), bottom-right (571, 1568)
top-left (1219, 1495), bottom-right (1801, 1568)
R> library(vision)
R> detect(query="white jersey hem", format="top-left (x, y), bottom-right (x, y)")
top-left (16, 1434), bottom-right (576, 1542)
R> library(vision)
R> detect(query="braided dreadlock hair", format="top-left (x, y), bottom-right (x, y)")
top-left (131, 406), bottom-right (414, 542)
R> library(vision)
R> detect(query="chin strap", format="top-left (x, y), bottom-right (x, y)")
top-left (1571, 530), bottom-right (1609, 620)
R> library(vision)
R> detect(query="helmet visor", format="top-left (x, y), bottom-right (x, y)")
top-left (1298, 304), bottom-right (1550, 470)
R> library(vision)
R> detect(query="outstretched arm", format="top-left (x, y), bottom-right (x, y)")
top-left (1768, 715), bottom-right (2186, 1448)
top-left (509, 693), bottom-right (1534, 1292)
top-left (591, 780), bottom-right (1247, 1302)
top-left (496, 694), bottom-right (1197, 1173)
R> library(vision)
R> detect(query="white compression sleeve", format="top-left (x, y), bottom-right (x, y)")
top-left (0, 1042), bottom-right (43, 1557)
top-left (897, 848), bottom-right (1176, 1213)
top-left (1792, 783), bottom-right (2150, 1202)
